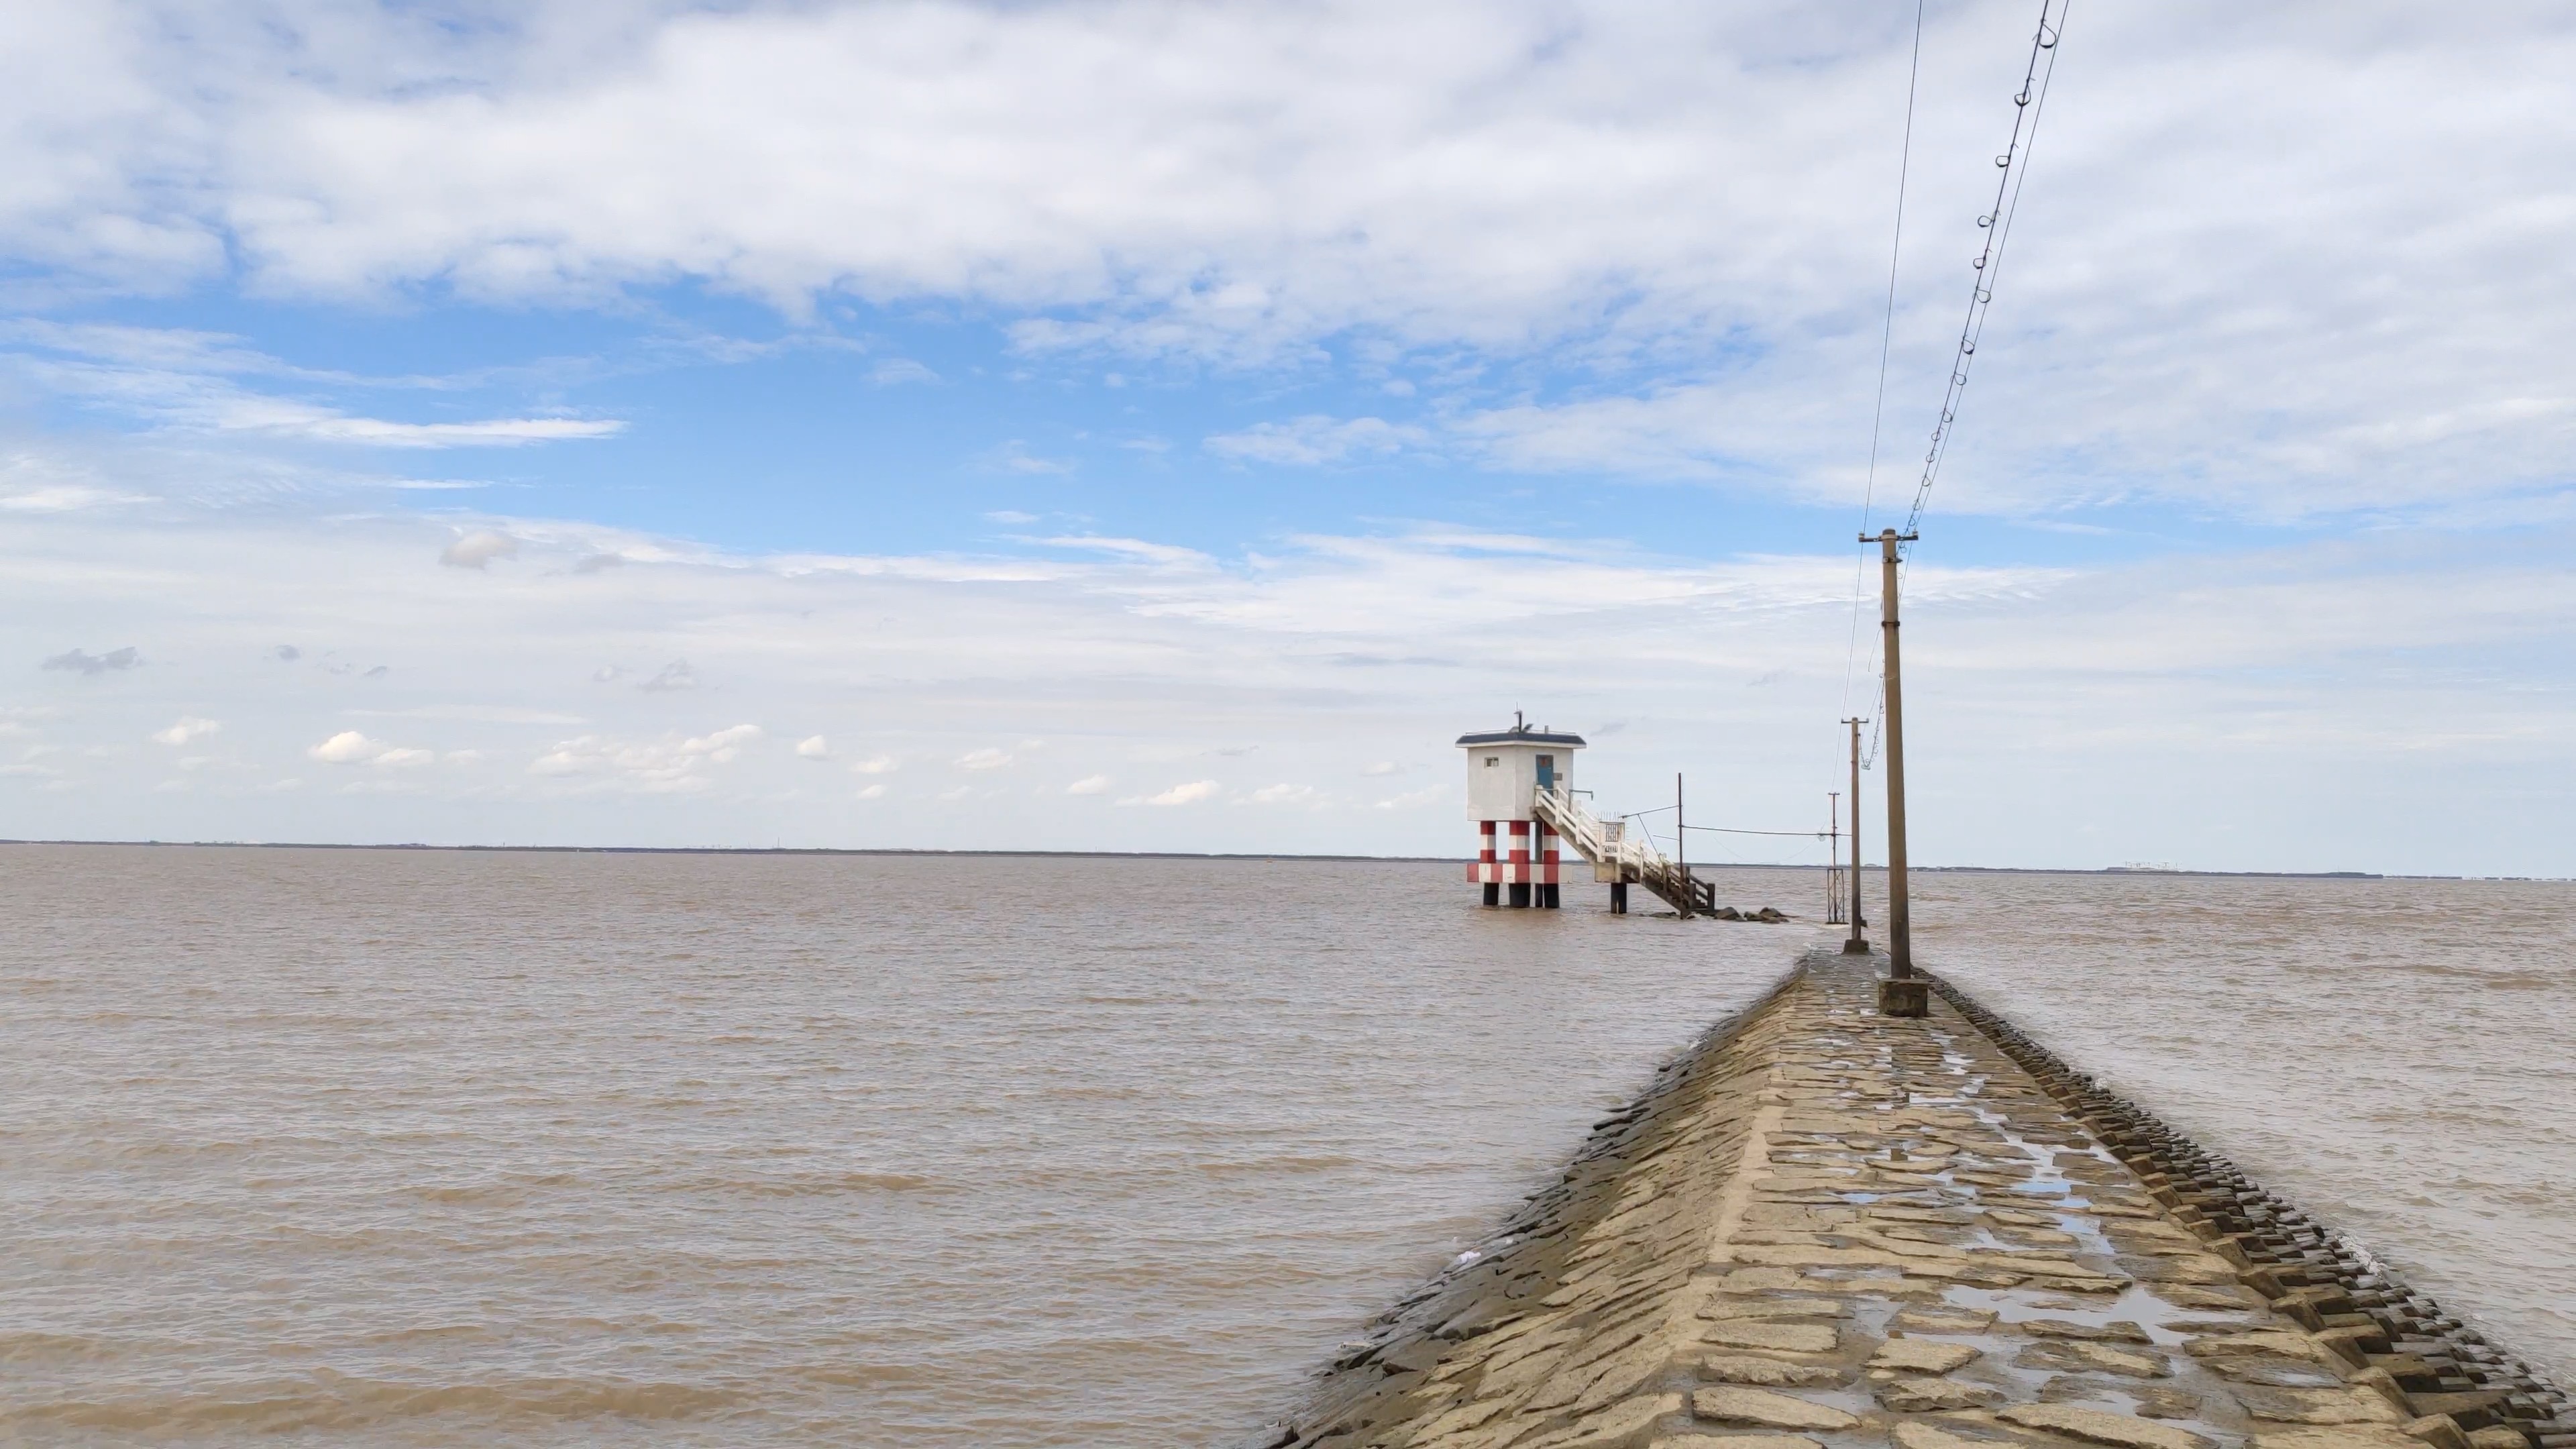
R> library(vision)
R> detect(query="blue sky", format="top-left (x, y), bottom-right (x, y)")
top-left (21, 293), bottom-right (2123, 566)
top-left (3, 1), bottom-right (2573, 871)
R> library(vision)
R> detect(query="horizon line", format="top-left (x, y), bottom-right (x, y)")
top-left (2, 838), bottom-right (2555, 881)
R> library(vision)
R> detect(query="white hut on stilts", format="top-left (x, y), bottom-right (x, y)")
top-left (1458, 714), bottom-right (1585, 909)
top-left (1457, 712), bottom-right (1710, 916)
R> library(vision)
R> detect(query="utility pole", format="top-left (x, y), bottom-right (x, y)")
top-left (1841, 716), bottom-right (1869, 955)
top-left (1868, 527), bottom-right (1927, 1016)
top-left (1827, 792), bottom-right (1842, 924)
top-left (1674, 772), bottom-right (1691, 918)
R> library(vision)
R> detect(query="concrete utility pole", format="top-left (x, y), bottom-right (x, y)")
top-left (1868, 528), bottom-right (1927, 1016)
top-left (1841, 716), bottom-right (1870, 955)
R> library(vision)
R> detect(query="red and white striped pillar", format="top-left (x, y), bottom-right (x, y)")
top-left (1468, 820), bottom-right (1500, 906)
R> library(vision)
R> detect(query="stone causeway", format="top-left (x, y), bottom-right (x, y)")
top-left (1269, 950), bottom-right (2572, 1449)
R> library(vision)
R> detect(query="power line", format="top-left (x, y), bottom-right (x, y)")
top-left (1842, 0), bottom-right (1929, 734)
top-left (1856, 0), bottom-right (2074, 769)
top-left (1620, 805), bottom-right (1829, 840)
top-left (1898, 0), bottom-right (2072, 547)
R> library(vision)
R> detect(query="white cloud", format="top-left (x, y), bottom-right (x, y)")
top-left (682, 724), bottom-right (761, 763)
top-left (856, 782), bottom-right (886, 800)
top-left (440, 530), bottom-right (519, 570)
top-left (796, 734), bottom-right (831, 759)
top-left (1124, 780), bottom-right (1219, 808)
top-left (1245, 783), bottom-right (1316, 806)
top-left (957, 747), bottom-right (1012, 771)
top-left (869, 358), bottom-right (938, 386)
top-left (309, 731), bottom-right (379, 763)
top-left (3, 325), bottom-right (627, 448)
top-left (1362, 761), bottom-right (1400, 776)
top-left (1067, 773), bottom-right (1110, 796)
top-left (307, 730), bottom-right (431, 766)
top-left (7, 3), bottom-right (1927, 360)
top-left (1205, 415), bottom-right (1428, 467)
top-left (1, 484), bottom-right (142, 512)
top-left (526, 742), bottom-right (598, 776)
top-left (10, 4), bottom-right (2575, 520)
top-left (3, 492), bottom-right (2574, 872)
top-left (984, 441), bottom-right (1072, 476)
top-left (528, 723), bottom-right (761, 791)
top-left (354, 705), bottom-right (585, 724)
top-left (150, 715), bottom-right (219, 745)
top-left (1037, 535), bottom-right (1215, 570)
top-left (242, 411), bottom-right (624, 448)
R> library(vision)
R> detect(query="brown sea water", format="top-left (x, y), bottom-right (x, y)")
top-left (0, 846), bottom-right (1811, 1446)
top-left (3, 847), bottom-right (2567, 1444)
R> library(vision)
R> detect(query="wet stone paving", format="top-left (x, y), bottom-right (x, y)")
top-left (1277, 953), bottom-right (2527, 1449)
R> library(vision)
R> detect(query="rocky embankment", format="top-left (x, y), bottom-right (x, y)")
top-left (1265, 951), bottom-right (2571, 1449)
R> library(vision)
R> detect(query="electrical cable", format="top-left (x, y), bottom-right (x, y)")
top-left (1898, 0), bottom-right (2071, 545)
top-left (1855, 0), bottom-right (2073, 769)
top-left (1841, 0), bottom-right (1928, 753)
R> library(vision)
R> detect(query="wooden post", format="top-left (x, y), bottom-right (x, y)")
top-left (1869, 528), bottom-right (1927, 1016)
top-left (1674, 772), bottom-right (1691, 918)
top-left (1842, 716), bottom-right (1870, 954)
top-left (1827, 791), bottom-right (1842, 924)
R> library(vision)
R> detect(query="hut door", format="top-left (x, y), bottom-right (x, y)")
top-left (1536, 755), bottom-right (1555, 792)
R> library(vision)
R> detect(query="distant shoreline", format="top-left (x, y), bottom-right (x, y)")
top-left (2, 837), bottom-right (2555, 880)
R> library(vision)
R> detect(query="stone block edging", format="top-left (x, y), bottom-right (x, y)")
top-left (1925, 971), bottom-right (2574, 1449)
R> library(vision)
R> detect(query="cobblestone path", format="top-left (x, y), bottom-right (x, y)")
top-left (1279, 952), bottom-right (2516, 1449)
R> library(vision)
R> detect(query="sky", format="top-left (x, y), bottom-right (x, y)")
top-left (3, 0), bottom-right (2573, 872)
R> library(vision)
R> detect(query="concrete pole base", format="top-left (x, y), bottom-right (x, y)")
top-left (1876, 978), bottom-right (1930, 1017)
top-left (1840, 937), bottom-right (1872, 955)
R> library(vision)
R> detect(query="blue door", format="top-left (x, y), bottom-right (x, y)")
top-left (1536, 755), bottom-right (1555, 792)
